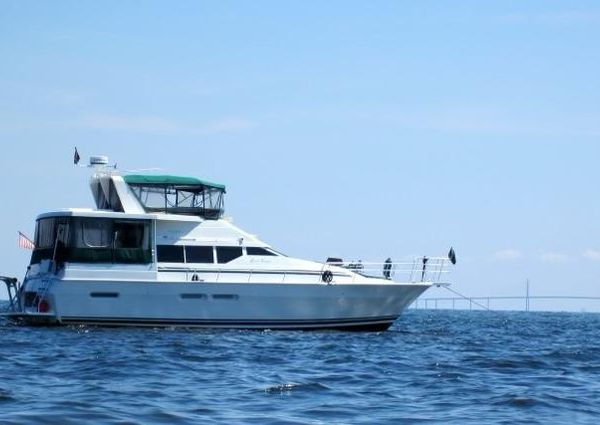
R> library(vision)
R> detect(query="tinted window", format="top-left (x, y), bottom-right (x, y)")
top-left (95, 181), bottom-right (109, 209)
top-left (31, 217), bottom-right (152, 265)
top-left (82, 219), bottom-right (112, 248)
top-left (108, 180), bottom-right (124, 212)
top-left (114, 221), bottom-right (146, 249)
top-left (35, 218), bottom-right (57, 249)
top-left (216, 247), bottom-right (243, 264)
top-left (157, 245), bottom-right (184, 262)
top-left (246, 247), bottom-right (276, 256)
top-left (186, 246), bottom-right (214, 263)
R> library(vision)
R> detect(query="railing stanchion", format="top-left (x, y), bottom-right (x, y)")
top-left (320, 257), bottom-right (449, 285)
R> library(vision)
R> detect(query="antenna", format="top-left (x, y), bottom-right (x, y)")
top-left (526, 279), bottom-right (530, 312)
top-left (123, 167), bottom-right (163, 173)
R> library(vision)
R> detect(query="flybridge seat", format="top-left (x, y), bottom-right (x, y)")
top-left (124, 175), bottom-right (226, 219)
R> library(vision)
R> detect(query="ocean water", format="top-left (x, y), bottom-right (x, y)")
top-left (1, 308), bottom-right (599, 424)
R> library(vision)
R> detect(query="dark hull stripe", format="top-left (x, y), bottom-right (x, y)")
top-left (53, 315), bottom-right (398, 331)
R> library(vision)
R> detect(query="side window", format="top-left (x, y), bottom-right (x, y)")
top-left (35, 218), bottom-right (56, 249)
top-left (114, 221), bottom-right (145, 248)
top-left (185, 246), bottom-right (214, 263)
top-left (95, 182), bottom-right (110, 209)
top-left (157, 245), bottom-right (184, 262)
top-left (82, 219), bottom-right (112, 248)
top-left (108, 180), bottom-right (124, 212)
top-left (216, 247), bottom-right (243, 264)
top-left (32, 217), bottom-right (152, 265)
top-left (246, 247), bottom-right (277, 256)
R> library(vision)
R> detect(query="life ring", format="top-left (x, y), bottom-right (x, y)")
top-left (322, 270), bottom-right (333, 283)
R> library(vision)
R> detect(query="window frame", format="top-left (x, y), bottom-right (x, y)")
top-left (156, 244), bottom-right (185, 263)
top-left (246, 246), bottom-right (278, 256)
top-left (216, 246), bottom-right (244, 264)
top-left (184, 245), bottom-right (215, 264)
top-left (31, 216), bottom-right (152, 265)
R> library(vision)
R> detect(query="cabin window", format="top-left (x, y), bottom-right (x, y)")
top-left (30, 217), bottom-right (152, 265)
top-left (246, 247), bottom-right (277, 256)
top-left (216, 247), bottom-right (243, 264)
top-left (114, 221), bottom-right (145, 248)
top-left (95, 182), bottom-right (110, 209)
top-left (157, 245), bottom-right (185, 263)
top-left (82, 219), bottom-right (112, 248)
top-left (35, 218), bottom-right (58, 249)
top-left (30, 217), bottom-right (60, 263)
top-left (108, 180), bottom-right (124, 212)
top-left (93, 180), bottom-right (123, 212)
top-left (185, 246), bottom-right (214, 263)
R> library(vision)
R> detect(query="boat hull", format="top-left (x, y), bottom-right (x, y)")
top-left (16, 280), bottom-right (430, 331)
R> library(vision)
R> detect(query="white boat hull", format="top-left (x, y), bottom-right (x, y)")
top-left (16, 280), bottom-right (430, 331)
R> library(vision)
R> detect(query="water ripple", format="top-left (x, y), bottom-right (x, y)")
top-left (1, 308), bottom-right (599, 424)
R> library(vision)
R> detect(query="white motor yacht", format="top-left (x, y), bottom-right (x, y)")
top-left (2, 155), bottom-right (452, 331)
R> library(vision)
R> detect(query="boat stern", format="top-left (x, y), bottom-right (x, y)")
top-left (5, 275), bottom-right (62, 326)
top-left (3, 311), bottom-right (60, 326)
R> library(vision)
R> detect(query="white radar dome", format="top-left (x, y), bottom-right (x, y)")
top-left (89, 156), bottom-right (109, 166)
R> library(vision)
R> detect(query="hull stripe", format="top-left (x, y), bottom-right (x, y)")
top-left (56, 315), bottom-right (398, 329)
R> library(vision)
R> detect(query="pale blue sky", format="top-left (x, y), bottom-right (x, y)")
top-left (1, 1), bottom-right (600, 310)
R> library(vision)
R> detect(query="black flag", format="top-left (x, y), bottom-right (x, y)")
top-left (74, 147), bottom-right (80, 165)
top-left (448, 247), bottom-right (457, 265)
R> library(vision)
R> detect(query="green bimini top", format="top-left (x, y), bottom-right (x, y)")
top-left (123, 174), bottom-right (226, 191)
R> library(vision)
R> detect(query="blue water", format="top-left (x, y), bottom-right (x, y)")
top-left (1, 308), bottom-right (599, 424)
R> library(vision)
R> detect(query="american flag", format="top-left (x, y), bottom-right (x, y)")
top-left (18, 231), bottom-right (35, 250)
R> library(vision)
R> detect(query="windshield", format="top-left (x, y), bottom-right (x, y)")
top-left (129, 184), bottom-right (225, 219)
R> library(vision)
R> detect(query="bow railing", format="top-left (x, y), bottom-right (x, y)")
top-left (327, 257), bottom-right (451, 283)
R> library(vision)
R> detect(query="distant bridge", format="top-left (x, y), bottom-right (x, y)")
top-left (413, 295), bottom-right (600, 311)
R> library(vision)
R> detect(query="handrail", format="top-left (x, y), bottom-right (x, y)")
top-left (335, 257), bottom-right (451, 284)
top-left (0, 276), bottom-right (20, 312)
top-left (168, 256), bottom-right (451, 285)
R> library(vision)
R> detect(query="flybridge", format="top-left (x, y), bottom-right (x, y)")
top-left (87, 155), bottom-right (226, 219)
top-left (124, 174), bottom-right (226, 219)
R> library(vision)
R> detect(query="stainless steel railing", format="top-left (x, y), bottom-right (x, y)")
top-left (325, 257), bottom-right (451, 284)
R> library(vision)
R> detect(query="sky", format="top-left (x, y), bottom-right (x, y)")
top-left (1, 1), bottom-right (599, 310)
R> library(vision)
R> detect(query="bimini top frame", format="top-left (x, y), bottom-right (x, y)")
top-left (123, 174), bottom-right (226, 219)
